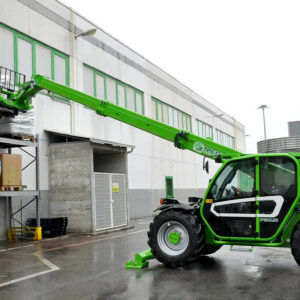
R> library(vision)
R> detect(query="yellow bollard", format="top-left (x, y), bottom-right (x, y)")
top-left (7, 227), bottom-right (13, 241)
top-left (33, 227), bottom-right (42, 241)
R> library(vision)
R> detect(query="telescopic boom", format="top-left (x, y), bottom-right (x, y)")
top-left (0, 73), bottom-right (244, 161)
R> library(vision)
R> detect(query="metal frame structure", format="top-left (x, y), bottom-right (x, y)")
top-left (0, 136), bottom-right (42, 241)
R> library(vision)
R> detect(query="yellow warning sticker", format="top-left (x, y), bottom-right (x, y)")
top-left (112, 183), bottom-right (119, 193)
top-left (205, 199), bottom-right (213, 204)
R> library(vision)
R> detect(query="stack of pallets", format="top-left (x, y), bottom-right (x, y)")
top-left (1, 133), bottom-right (35, 142)
top-left (26, 217), bottom-right (68, 237)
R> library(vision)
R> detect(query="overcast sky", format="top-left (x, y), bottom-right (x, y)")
top-left (61, 0), bottom-right (300, 153)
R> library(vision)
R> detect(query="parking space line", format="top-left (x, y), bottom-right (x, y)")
top-left (34, 252), bottom-right (60, 271)
top-left (137, 221), bottom-right (151, 224)
top-left (46, 229), bottom-right (148, 252)
top-left (0, 252), bottom-right (60, 288)
top-left (0, 244), bottom-right (34, 252)
top-left (0, 229), bottom-right (147, 288)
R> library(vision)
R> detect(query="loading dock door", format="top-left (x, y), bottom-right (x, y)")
top-left (94, 173), bottom-right (127, 231)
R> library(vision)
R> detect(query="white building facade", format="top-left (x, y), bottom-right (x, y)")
top-left (0, 0), bottom-right (245, 236)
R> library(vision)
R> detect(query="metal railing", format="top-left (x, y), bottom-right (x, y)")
top-left (0, 66), bottom-right (26, 92)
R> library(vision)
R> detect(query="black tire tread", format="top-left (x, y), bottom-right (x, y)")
top-left (291, 222), bottom-right (300, 266)
top-left (199, 245), bottom-right (222, 256)
top-left (147, 210), bottom-right (205, 268)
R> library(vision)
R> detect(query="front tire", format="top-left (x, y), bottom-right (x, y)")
top-left (291, 222), bottom-right (300, 266)
top-left (148, 210), bottom-right (205, 268)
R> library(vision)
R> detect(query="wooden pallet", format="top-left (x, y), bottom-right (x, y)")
top-left (0, 185), bottom-right (22, 191)
top-left (0, 134), bottom-right (35, 142)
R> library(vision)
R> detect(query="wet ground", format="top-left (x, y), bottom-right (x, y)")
top-left (0, 218), bottom-right (299, 300)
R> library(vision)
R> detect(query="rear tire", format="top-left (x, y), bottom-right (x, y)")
top-left (147, 210), bottom-right (205, 268)
top-left (199, 245), bottom-right (222, 256)
top-left (291, 222), bottom-right (300, 266)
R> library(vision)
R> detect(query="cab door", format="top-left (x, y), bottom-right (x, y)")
top-left (203, 158), bottom-right (258, 238)
top-left (258, 156), bottom-right (297, 238)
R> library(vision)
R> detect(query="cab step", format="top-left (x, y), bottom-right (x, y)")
top-left (230, 245), bottom-right (254, 253)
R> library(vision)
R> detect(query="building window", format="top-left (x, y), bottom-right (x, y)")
top-left (0, 23), bottom-right (69, 94)
top-left (135, 91), bottom-right (144, 115)
top-left (83, 66), bottom-right (94, 96)
top-left (156, 101), bottom-right (163, 122)
top-left (182, 114), bottom-right (192, 131)
top-left (126, 86), bottom-right (135, 112)
top-left (0, 26), bottom-right (14, 70)
top-left (151, 97), bottom-right (192, 131)
top-left (216, 129), bottom-right (235, 148)
top-left (54, 53), bottom-right (67, 85)
top-left (165, 176), bottom-right (174, 198)
top-left (83, 65), bottom-right (144, 115)
top-left (36, 44), bottom-right (51, 79)
top-left (196, 120), bottom-right (213, 139)
top-left (17, 37), bottom-right (32, 81)
top-left (95, 73), bottom-right (105, 99)
top-left (106, 76), bottom-right (116, 104)
top-left (117, 82), bottom-right (126, 108)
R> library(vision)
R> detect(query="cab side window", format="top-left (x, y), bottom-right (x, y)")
top-left (209, 159), bottom-right (255, 201)
top-left (260, 157), bottom-right (297, 202)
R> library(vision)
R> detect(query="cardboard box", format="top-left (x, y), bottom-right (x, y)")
top-left (0, 154), bottom-right (22, 187)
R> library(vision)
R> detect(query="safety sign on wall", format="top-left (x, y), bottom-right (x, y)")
top-left (112, 182), bottom-right (119, 193)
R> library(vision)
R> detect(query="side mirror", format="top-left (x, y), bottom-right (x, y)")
top-left (203, 157), bottom-right (209, 174)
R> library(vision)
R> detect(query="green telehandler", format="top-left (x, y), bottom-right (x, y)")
top-left (1, 67), bottom-right (300, 269)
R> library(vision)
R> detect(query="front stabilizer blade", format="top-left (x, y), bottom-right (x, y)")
top-left (126, 249), bottom-right (155, 269)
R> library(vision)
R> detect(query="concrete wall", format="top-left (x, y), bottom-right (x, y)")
top-left (48, 142), bottom-right (93, 233)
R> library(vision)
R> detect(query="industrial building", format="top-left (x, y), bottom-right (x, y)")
top-left (0, 0), bottom-right (245, 239)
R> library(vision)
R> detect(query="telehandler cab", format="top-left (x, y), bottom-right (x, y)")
top-left (0, 67), bottom-right (299, 268)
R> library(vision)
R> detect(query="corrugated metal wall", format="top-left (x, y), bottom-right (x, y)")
top-left (257, 137), bottom-right (300, 153)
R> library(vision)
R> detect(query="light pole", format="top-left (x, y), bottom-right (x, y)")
top-left (258, 105), bottom-right (269, 140)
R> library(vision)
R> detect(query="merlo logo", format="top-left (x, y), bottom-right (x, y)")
top-left (193, 142), bottom-right (220, 157)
